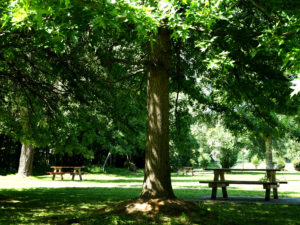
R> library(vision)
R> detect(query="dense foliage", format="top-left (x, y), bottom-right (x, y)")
top-left (0, 0), bottom-right (299, 197)
top-left (293, 160), bottom-right (300, 171)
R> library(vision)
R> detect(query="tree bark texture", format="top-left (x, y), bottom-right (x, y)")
top-left (140, 27), bottom-right (175, 199)
top-left (264, 136), bottom-right (273, 169)
top-left (18, 144), bottom-right (35, 177)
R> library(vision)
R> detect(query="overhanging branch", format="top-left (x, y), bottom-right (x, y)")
top-left (104, 69), bottom-right (144, 83)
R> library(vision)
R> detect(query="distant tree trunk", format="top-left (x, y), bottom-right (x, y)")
top-left (18, 144), bottom-right (35, 177)
top-left (264, 136), bottom-right (273, 169)
top-left (140, 27), bottom-right (175, 199)
top-left (102, 152), bottom-right (111, 170)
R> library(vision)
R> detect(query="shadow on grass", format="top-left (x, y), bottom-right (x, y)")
top-left (0, 187), bottom-right (141, 224)
top-left (201, 201), bottom-right (300, 225)
top-left (1, 187), bottom-right (300, 225)
top-left (41, 178), bottom-right (145, 183)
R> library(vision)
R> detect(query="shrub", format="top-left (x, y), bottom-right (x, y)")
top-left (219, 147), bottom-right (238, 168)
top-left (293, 160), bottom-right (300, 171)
top-left (124, 161), bottom-right (137, 172)
top-left (189, 159), bottom-right (197, 167)
top-left (198, 154), bottom-right (210, 169)
top-left (251, 155), bottom-right (261, 169)
top-left (276, 158), bottom-right (286, 171)
top-left (84, 165), bottom-right (104, 173)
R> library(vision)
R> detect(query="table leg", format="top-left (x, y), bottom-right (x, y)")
top-left (218, 171), bottom-right (228, 198)
top-left (52, 168), bottom-right (57, 180)
top-left (77, 169), bottom-right (82, 181)
top-left (265, 187), bottom-right (271, 201)
top-left (273, 187), bottom-right (278, 199)
top-left (267, 170), bottom-right (278, 199)
top-left (267, 171), bottom-right (276, 182)
top-left (209, 170), bottom-right (227, 200)
top-left (213, 170), bottom-right (221, 182)
top-left (211, 187), bottom-right (217, 200)
top-left (222, 187), bottom-right (228, 198)
top-left (59, 169), bottom-right (63, 180)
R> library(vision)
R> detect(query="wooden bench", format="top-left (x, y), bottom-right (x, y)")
top-left (199, 180), bottom-right (288, 200)
top-left (177, 167), bottom-right (195, 175)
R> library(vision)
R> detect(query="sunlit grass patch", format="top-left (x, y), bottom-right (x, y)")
top-left (0, 169), bottom-right (300, 224)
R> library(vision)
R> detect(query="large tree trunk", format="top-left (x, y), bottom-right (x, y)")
top-left (140, 27), bottom-right (175, 199)
top-left (18, 144), bottom-right (35, 177)
top-left (264, 136), bottom-right (273, 169)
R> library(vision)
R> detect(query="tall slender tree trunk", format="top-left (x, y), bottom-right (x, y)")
top-left (140, 27), bottom-right (175, 199)
top-left (102, 152), bottom-right (111, 170)
top-left (264, 136), bottom-right (273, 169)
top-left (18, 144), bottom-right (35, 177)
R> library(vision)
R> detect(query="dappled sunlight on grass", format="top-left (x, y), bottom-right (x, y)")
top-left (1, 170), bottom-right (299, 194)
top-left (202, 201), bottom-right (300, 225)
top-left (1, 170), bottom-right (300, 224)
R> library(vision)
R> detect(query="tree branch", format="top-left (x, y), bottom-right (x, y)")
top-left (104, 69), bottom-right (144, 83)
top-left (104, 57), bottom-right (150, 66)
top-left (247, 0), bottom-right (276, 23)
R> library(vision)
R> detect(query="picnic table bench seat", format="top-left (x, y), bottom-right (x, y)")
top-left (199, 180), bottom-right (287, 200)
top-left (47, 171), bottom-right (87, 175)
top-left (47, 172), bottom-right (69, 175)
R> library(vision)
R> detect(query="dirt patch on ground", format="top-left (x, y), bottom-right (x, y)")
top-left (94, 198), bottom-right (210, 224)
top-left (123, 198), bottom-right (199, 215)
top-left (101, 198), bottom-right (201, 216)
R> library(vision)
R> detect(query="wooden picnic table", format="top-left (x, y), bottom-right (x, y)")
top-left (199, 168), bottom-right (287, 201)
top-left (47, 166), bottom-right (84, 181)
top-left (177, 166), bottom-right (195, 175)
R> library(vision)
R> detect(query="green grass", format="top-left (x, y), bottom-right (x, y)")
top-left (0, 169), bottom-right (300, 224)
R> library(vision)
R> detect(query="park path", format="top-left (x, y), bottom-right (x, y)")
top-left (186, 196), bottom-right (300, 204)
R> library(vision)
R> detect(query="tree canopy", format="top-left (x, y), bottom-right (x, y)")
top-left (1, 0), bottom-right (299, 198)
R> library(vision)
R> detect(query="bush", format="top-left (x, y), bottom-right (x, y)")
top-left (251, 155), bottom-right (261, 169)
top-left (124, 161), bottom-right (137, 172)
top-left (84, 165), bottom-right (104, 173)
top-left (198, 154), bottom-right (210, 169)
top-left (293, 160), bottom-right (300, 171)
top-left (219, 147), bottom-right (238, 168)
top-left (276, 158), bottom-right (286, 171)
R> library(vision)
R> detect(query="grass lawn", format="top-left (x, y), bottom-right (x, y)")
top-left (1, 168), bottom-right (300, 224)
